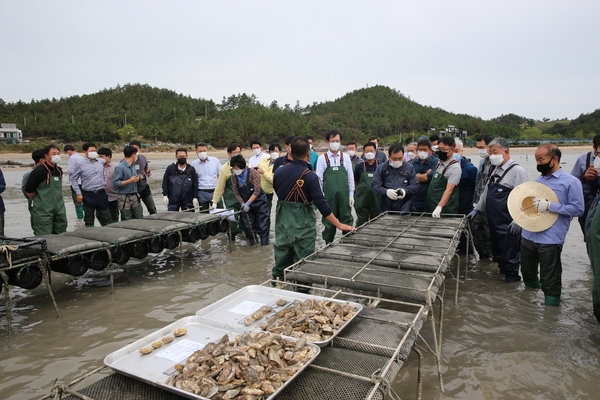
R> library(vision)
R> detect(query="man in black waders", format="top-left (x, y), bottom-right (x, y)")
top-left (315, 130), bottom-right (355, 244)
top-left (25, 144), bottom-right (68, 235)
top-left (353, 141), bottom-right (381, 226)
top-left (425, 136), bottom-right (461, 218)
top-left (272, 137), bottom-right (356, 287)
top-left (468, 138), bottom-right (528, 283)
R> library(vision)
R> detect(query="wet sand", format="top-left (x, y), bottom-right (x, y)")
top-left (1, 147), bottom-right (599, 399)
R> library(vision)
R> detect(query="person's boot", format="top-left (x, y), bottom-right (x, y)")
top-left (505, 274), bottom-right (522, 283)
top-left (544, 295), bottom-right (560, 306)
top-left (260, 236), bottom-right (269, 246)
top-left (524, 279), bottom-right (542, 289)
top-left (75, 205), bottom-right (84, 220)
top-left (248, 236), bottom-right (256, 246)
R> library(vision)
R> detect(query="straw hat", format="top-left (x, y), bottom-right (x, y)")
top-left (507, 181), bottom-right (559, 232)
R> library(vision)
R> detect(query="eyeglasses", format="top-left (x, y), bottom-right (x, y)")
top-left (437, 147), bottom-right (451, 152)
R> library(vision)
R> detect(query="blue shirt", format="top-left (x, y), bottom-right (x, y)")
top-left (191, 156), bottom-right (221, 189)
top-left (69, 157), bottom-right (106, 195)
top-left (113, 160), bottom-right (138, 194)
top-left (522, 168), bottom-right (585, 245)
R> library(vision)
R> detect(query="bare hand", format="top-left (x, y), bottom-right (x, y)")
top-left (426, 169), bottom-right (431, 174)
top-left (146, 170), bottom-right (152, 177)
top-left (584, 165), bottom-right (598, 181)
top-left (130, 175), bottom-right (140, 183)
top-left (256, 168), bottom-right (265, 175)
top-left (338, 223), bottom-right (357, 232)
top-left (76, 194), bottom-right (83, 203)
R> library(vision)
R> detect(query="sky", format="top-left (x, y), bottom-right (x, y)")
top-left (2, 0), bottom-right (599, 121)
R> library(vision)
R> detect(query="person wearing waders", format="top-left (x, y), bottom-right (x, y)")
top-left (361, 136), bottom-right (388, 164)
top-left (519, 144), bottom-right (583, 306)
top-left (468, 138), bottom-right (528, 283)
top-left (425, 136), bottom-right (461, 218)
top-left (316, 130), bottom-right (355, 243)
top-left (69, 142), bottom-right (112, 227)
top-left (129, 140), bottom-right (157, 215)
top-left (411, 137), bottom-right (439, 212)
top-left (63, 144), bottom-right (84, 220)
top-left (163, 148), bottom-right (199, 212)
top-left (471, 133), bottom-right (494, 259)
top-left (22, 149), bottom-right (45, 231)
top-left (230, 155), bottom-right (270, 246)
top-left (353, 142), bottom-right (381, 226)
top-left (372, 143), bottom-right (419, 214)
top-left (272, 137), bottom-right (356, 287)
top-left (25, 144), bottom-right (68, 235)
top-left (570, 133), bottom-right (600, 238)
top-left (346, 142), bottom-right (361, 170)
top-left (113, 145), bottom-right (143, 221)
top-left (211, 143), bottom-right (244, 240)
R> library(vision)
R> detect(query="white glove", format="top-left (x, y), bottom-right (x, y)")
top-left (193, 198), bottom-right (199, 208)
top-left (396, 188), bottom-right (406, 199)
top-left (210, 201), bottom-right (218, 210)
top-left (432, 205), bottom-right (443, 218)
top-left (349, 197), bottom-right (355, 207)
top-left (386, 189), bottom-right (399, 200)
top-left (163, 196), bottom-right (169, 206)
top-left (532, 197), bottom-right (550, 213)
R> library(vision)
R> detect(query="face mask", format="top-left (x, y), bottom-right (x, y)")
top-left (97, 157), bottom-right (105, 165)
top-left (51, 155), bottom-right (61, 164)
top-left (418, 151), bottom-right (428, 160)
top-left (435, 150), bottom-right (449, 161)
top-left (453, 153), bottom-right (461, 162)
top-left (329, 141), bottom-right (341, 152)
top-left (390, 161), bottom-right (403, 168)
top-left (177, 157), bottom-right (187, 165)
top-left (252, 148), bottom-right (262, 156)
top-left (270, 152), bottom-right (280, 160)
top-left (198, 152), bottom-right (208, 161)
top-left (489, 154), bottom-right (504, 166)
top-left (478, 149), bottom-right (489, 159)
top-left (407, 152), bottom-right (416, 161)
top-left (232, 169), bottom-right (243, 176)
top-left (87, 151), bottom-right (98, 159)
top-left (309, 144), bottom-right (313, 150)
top-left (364, 152), bottom-right (376, 161)
top-left (347, 150), bottom-right (356, 157)
top-left (594, 157), bottom-right (600, 173)
top-left (537, 159), bottom-right (554, 176)
top-left (431, 145), bottom-right (439, 152)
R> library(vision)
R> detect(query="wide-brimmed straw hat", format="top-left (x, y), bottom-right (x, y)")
top-left (507, 181), bottom-right (559, 232)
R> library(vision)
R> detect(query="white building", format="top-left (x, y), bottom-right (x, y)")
top-left (0, 123), bottom-right (23, 143)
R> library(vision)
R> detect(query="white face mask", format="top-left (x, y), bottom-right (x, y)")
top-left (390, 161), bottom-right (403, 169)
top-left (198, 152), bottom-right (208, 161)
top-left (431, 145), bottom-right (439, 152)
top-left (594, 157), bottom-right (600, 173)
top-left (489, 154), bottom-right (504, 166)
top-left (407, 152), bottom-right (416, 161)
top-left (270, 152), bottom-right (279, 160)
top-left (309, 144), bottom-right (313, 150)
top-left (478, 149), bottom-right (489, 159)
top-left (87, 151), bottom-right (98, 159)
top-left (329, 141), bottom-right (341, 152)
top-left (252, 148), bottom-right (262, 156)
top-left (418, 151), bottom-right (429, 160)
top-left (232, 168), bottom-right (243, 176)
top-left (347, 150), bottom-right (356, 157)
top-left (51, 155), bottom-right (61, 164)
top-left (364, 152), bottom-right (376, 160)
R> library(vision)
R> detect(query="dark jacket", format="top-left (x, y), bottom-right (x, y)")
top-left (411, 154), bottom-right (439, 203)
top-left (372, 161), bottom-right (419, 213)
top-left (162, 163), bottom-right (198, 207)
top-left (458, 156), bottom-right (478, 215)
top-left (0, 168), bottom-right (5, 214)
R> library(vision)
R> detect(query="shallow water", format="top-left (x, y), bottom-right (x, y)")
top-left (1, 149), bottom-right (599, 399)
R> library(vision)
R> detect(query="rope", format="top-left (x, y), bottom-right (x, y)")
top-left (40, 256), bottom-right (60, 318)
top-left (106, 248), bottom-right (114, 294)
top-left (39, 365), bottom-right (106, 400)
top-left (1, 269), bottom-right (12, 335)
top-left (371, 368), bottom-right (402, 400)
top-left (0, 244), bottom-right (19, 268)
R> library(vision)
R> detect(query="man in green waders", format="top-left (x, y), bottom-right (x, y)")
top-left (211, 143), bottom-right (244, 239)
top-left (316, 130), bottom-right (355, 244)
top-left (425, 136), bottom-right (461, 218)
top-left (25, 144), bottom-right (68, 235)
top-left (353, 142), bottom-right (381, 226)
top-left (273, 137), bottom-right (356, 286)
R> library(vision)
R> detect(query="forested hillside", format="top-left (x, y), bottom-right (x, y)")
top-left (0, 84), bottom-right (598, 147)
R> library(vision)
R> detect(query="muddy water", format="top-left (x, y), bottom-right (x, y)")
top-left (1, 150), bottom-right (599, 399)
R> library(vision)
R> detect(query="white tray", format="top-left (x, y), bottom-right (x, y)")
top-left (195, 285), bottom-right (363, 347)
top-left (104, 315), bottom-right (320, 400)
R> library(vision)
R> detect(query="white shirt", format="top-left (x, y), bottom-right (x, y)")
top-left (248, 152), bottom-right (270, 168)
top-left (191, 156), bottom-right (222, 189)
top-left (316, 150), bottom-right (355, 196)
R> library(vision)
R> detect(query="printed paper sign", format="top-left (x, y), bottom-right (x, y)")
top-left (156, 339), bottom-right (204, 363)
top-left (227, 300), bottom-right (265, 315)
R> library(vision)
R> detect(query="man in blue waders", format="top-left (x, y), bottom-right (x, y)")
top-left (425, 136), bottom-right (462, 217)
top-left (411, 137), bottom-right (439, 212)
top-left (272, 137), bottom-right (356, 287)
top-left (353, 142), bottom-right (381, 226)
top-left (468, 138), bottom-right (528, 283)
top-left (25, 144), bottom-right (68, 235)
top-left (316, 130), bottom-right (355, 244)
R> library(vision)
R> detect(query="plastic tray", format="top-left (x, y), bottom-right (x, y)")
top-left (104, 316), bottom-right (320, 400)
top-left (195, 285), bottom-right (363, 347)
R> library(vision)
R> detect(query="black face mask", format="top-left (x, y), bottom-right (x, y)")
top-left (537, 159), bottom-right (554, 175)
top-left (435, 150), bottom-right (449, 161)
top-left (177, 158), bottom-right (187, 165)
